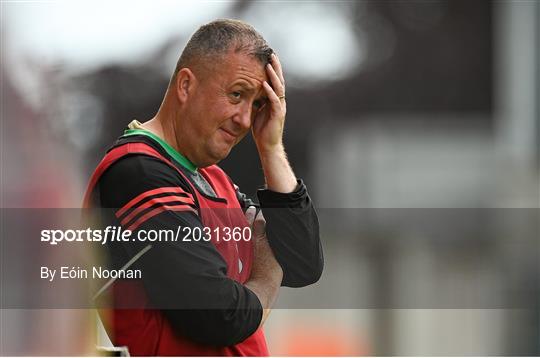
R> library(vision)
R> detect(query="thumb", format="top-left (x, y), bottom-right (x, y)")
top-left (245, 206), bottom-right (257, 227)
top-left (252, 209), bottom-right (266, 239)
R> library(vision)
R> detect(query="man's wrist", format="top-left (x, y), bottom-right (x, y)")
top-left (256, 142), bottom-right (286, 160)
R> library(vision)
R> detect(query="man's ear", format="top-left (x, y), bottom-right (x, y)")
top-left (175, 68), bottom-right (196, 104)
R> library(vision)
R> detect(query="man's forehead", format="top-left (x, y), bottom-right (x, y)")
top-left (221, 51), bottom-right (268, 83)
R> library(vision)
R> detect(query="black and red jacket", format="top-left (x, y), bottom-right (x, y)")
top-left (84, 129), bottom-right (323, 356)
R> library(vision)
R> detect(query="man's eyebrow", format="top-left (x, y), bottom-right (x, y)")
top-left (231, 80), bottom-right (256, 92)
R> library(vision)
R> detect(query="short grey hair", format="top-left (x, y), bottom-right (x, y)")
top-left (171, 19), bottom-right (273, 83)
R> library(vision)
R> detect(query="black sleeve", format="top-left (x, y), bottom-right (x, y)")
top-left (257, 179), bottom-right (324, 287)
top-left (98, 155), bottom-right (262, 346)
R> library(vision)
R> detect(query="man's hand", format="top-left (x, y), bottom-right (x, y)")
top-left (252, 53), bottom-right (287, 154)
top-left (244, 206), bottom-right (266, 242)
top-left (252, 53), bottom-right (297, 193)
top-left (244, 207), bottom-right (282, 327)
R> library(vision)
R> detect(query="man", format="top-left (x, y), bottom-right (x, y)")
top-left (84, 19), bottom-right (323, 356)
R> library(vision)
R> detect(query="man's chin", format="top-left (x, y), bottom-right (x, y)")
top-left (216, 147), bottom-right (233, 162)
top-left (200, 147), bottom-right (233, 167)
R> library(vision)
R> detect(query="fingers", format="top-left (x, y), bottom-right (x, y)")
top-left (260, 53), bottom-right (287, 117)
top-left (266, 63), bottom-right (284, 98)
top-left (245, 206), bottom-right (266, 240)
top-left (270, 53), bottom-right (285, 87)
top-left (262, 81), bottom-right (282, 106)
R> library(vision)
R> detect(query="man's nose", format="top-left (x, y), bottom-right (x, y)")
top-left (232, 104), bottom-right (253, 130)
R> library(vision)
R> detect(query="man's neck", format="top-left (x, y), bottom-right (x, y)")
top-left (140, 94), bottom-right (200, 167)
top-left (141, 115), bottom-right (180, 154)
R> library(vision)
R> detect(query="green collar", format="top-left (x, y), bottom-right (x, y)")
top-left (123, 128), bottom-right (197, 173)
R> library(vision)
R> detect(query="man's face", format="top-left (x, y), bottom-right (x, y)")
top-left (179, 50), bottom-right (268, 167)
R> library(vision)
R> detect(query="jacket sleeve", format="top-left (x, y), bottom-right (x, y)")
top-left (255, 179), bottom-right (324, 287)
top-left (97, 155), bottom-right (262, 346)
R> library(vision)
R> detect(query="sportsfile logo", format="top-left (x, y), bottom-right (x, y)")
top-left (41, 225), bottom-right (252, 245)
top-left (41, 227), bottom-right (132, 245)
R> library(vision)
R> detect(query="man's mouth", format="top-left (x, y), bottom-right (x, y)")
top-left (219, 128), bottom-right (237, 141)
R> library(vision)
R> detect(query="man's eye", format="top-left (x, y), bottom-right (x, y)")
top-left (231, 91), bottom-right (241, 99)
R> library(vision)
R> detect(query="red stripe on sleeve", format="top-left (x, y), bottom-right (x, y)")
top-left (118, 195), bottom-right (196, 227)
top-left (116, 187), bottom-right (194, 217)
top-left (126, 204), bottom-right (197, 232)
